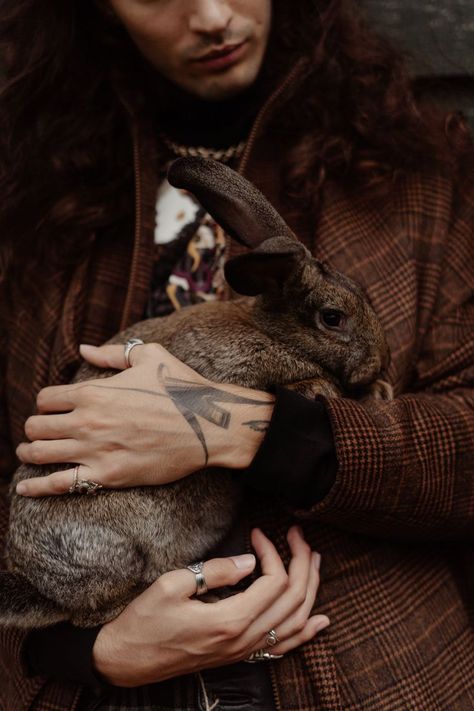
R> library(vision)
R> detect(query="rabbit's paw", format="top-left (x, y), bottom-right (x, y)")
top-left (367, 378), bottom-right (394, 401)
top-left (285, 378), bottom-right (341, 399)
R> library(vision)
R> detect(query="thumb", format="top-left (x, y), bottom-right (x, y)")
top-left (79, 343), bottom-right (128, 371)
top-left (154, 554), bottom-right (256, 600)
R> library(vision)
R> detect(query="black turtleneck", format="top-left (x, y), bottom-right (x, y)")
top-left (156, 80), bottom-right (264, 149)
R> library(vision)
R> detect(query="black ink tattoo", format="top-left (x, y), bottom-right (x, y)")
top-left (157, 364), bottom-right (270, 466)
top-left (78, 375), bottom-right (270, 469)
top-left (242, 420), bottom-right (270, 433)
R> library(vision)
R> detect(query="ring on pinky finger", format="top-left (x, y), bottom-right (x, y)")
top-left (267, 615), bottom-right (330, 657)
top-left (16, 465), bottom-right (104, 498)
top-left (245, 649), bottom-right (284, 663)
top-left (68, 465), bottom-right (104, 495)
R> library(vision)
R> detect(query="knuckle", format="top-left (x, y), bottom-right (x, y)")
top-left (207, 559), bottom-right (238, 586)
top-left (81, 384), bottom-right (100, 404)
top-left (156, 574), bottom-right (175, 598)
top-left (299, 539), bottom-right (312, 555)
top-left (145, 343), bottom-right (162, 360)
top-left (74, 412), bottom-right (88, 432)
top-left (24, 417), bottom-right (36, 440)
top-left (225, 563), bottom-right (247, 587)
top-left (312, 574), bottom-right (321, 597)
top-left (104, 459), bottom-right (123, 485)
top-left (217, 618), bottom-right (243, 641)
top-left (292, 612), bottom-right (308, 634)
top-left (76, 413), bottom-right (99, 436)
top-left (303, 623), bottom-right (318, 642)
top-left (29, 442), bottom-right (44, 464)
top-left (51, 476), bottom-right (67, 494)
top-left (36, 389), bottom-right (48, 409)
top-left (291, 584), bottom-right (307, 608)
top-left (277, 573), bottom-right (289, 594)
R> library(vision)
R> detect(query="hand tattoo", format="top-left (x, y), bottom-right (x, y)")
top-left (157, 364), bottom-right (270, 465)
top-left (74, 369), bottom-right (271, 468)
top-left (242, 420), bottom-right (270, 433)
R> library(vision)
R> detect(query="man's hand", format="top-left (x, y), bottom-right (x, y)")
top-left (93, 527), bottom-right (329, 687)
top-left (15, 343), bottom-right (274, 497)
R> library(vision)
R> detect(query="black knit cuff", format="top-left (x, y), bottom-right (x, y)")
top-left (243, 387), bottom-right (338, 507)
top-left (24, 622), bottom-right (104, 691)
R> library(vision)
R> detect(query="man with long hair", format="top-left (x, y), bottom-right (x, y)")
top-left (0, 1), bottom-right (473, 709)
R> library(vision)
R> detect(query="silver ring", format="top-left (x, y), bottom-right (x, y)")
top-left (265, 629), bottom-right (279, 647)
top-left (186, 561), bottom-right (208, 596)
top-left (245, 649), bottom-right (284, 663)
top-left (124, 338), bottom-right (144, 368)
top-left (68, 465), bottom-right (104, 496)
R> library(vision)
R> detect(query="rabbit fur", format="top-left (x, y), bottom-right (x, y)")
top-left (2, 157), bottom-right (392, 629)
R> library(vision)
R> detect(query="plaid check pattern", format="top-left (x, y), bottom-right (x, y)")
top-left (0, 105), bottom-right (473, 710)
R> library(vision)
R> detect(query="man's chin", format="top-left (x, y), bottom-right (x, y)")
top-left (191, 83), bottom-right (250, 102)
top-left (174, 65), bottom-right (261, 102)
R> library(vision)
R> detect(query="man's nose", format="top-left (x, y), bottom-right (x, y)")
top-left (189, 0), bottom-right (233, 36)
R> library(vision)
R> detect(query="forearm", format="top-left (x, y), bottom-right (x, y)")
top-left (304, 388), bottom-right (474, 540)
top-left (203, 382), bottom-right (338, 507)
top-left (205, 382), bottom-right (275, 470)
top-left (220, 380), bottom-right (474, 540)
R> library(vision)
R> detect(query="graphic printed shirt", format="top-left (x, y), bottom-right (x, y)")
top-left (145, 175), bottom-right (227, 318)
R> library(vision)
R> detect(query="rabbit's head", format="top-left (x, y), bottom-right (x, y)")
top-left (168, 157), bottom-right (390, 391)
top-left (224, 236), bottom-right (390, 390)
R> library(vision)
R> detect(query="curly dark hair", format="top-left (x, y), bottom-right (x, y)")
top-left (0, 0), bottom-right (471, 285)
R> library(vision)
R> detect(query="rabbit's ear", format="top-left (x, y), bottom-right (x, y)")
top-left (224, 236), bottom-right (307, 296)
top-left (167, 157), bottom-right (296, 249)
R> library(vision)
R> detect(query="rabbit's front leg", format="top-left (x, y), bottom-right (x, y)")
top-left (284, 378), bottom-right (342, 399)
top-left (365, 378), bottom-right (394, 401)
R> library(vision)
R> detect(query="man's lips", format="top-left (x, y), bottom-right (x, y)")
top-left (190, 41), bottom-right (247, 69)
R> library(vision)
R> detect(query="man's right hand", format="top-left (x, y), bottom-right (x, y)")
top-left (92, 526), bottom-right (330, 687)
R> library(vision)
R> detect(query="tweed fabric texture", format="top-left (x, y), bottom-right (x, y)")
top-left (0, 106), bottom-right (473, 710)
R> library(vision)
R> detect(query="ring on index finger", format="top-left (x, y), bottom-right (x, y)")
top-left (186, 561), bottom-right (208, 596)
top-left (124, 338), bottom-right (145, 368)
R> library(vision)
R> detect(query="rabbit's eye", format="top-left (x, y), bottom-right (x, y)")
top-left (320, 309), bottom-right (346, 329)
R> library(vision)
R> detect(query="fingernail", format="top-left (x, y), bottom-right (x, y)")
top-left (313, 552), bottom-right (321, 571)
top-left (79, 344), bottom-right (97, 351)
top-left (230, 554), bottom-right (256, 570)
top-left (16, 483), bottom-right (27, 496)
top-left (314, 616), bottom-right (330, 633)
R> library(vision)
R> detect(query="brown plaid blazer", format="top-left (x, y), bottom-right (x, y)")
top-left (1, 96), bottom-right (473, 711)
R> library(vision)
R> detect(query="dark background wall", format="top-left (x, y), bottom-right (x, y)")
top-left (364, 0), bottom-right (474, 128)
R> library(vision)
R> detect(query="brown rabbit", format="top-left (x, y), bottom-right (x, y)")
top-left (1, 157), bottom-right (392, 629)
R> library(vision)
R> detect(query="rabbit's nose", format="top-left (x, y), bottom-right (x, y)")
top-left (347, 354), bottom-right (383, 387)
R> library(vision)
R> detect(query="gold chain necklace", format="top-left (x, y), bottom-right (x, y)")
top-left (159, 132), bottom-right (246, 164)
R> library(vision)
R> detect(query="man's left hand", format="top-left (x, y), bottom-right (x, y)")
top-left (15, 343), bottom-right (274, 497)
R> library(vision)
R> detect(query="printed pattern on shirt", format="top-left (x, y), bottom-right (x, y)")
top-left (145, 179), bottom-right (227, 318)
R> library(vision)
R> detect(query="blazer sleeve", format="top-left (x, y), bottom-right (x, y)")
top-left (0, 333), bottom-right (80, 710)
top-left (296, 178), bottom-right (474, 541)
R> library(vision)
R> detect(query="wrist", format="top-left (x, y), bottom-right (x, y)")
top-left (92, 622), bottom-right (126, 687)
top-left (206, 383), bottom-right (275, 470)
